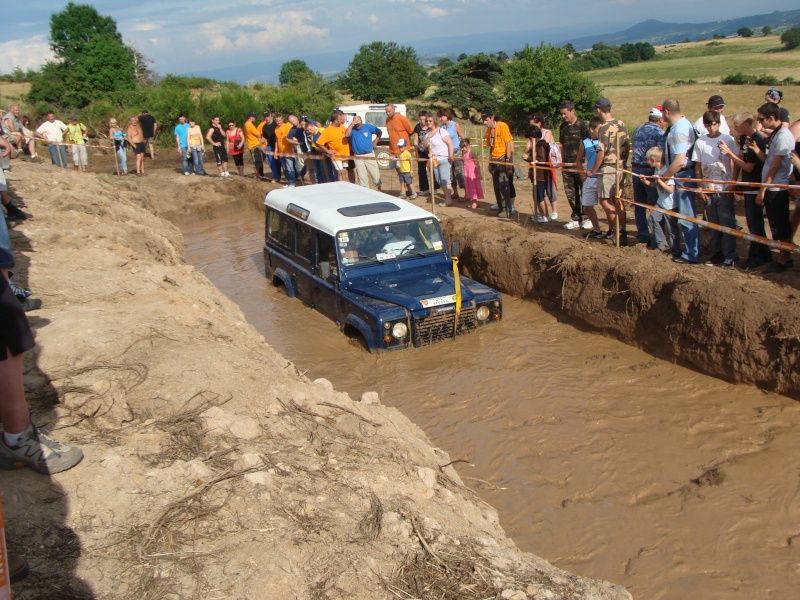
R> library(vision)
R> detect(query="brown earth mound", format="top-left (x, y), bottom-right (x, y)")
top-left (441, 216), bottom-right (800, 399)
top-left (3, 160), bottom-right (630, 599)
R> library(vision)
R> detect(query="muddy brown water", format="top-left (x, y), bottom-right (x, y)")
top-left (182, 207), bottom-right (800, 600)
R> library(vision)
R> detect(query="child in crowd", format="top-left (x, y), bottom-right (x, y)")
top-left (460, 138), bottom-right (483, 208)
top-left (693, 110), bottom-right (739, 267)
top-left (397, 139), bottom-right (417, 199)
top-left (645, 146), bottom-right (678, 252)
top-left (526, 125), bottom-right (557, 223)
top-left (578, 117), bottom-right (603, 237)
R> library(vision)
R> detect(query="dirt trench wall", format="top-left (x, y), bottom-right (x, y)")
top-left (442, 218), bottom-right (800, 400)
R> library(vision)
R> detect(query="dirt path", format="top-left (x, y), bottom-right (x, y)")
top-left (3, 159), bottom-right (631, 599)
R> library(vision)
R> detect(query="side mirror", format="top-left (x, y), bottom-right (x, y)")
top-left (450, 240), bottom-right (460, 258)
top-left (319, 262), bottom-right (331, 279)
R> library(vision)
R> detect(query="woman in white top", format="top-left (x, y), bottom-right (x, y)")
top-left (421, 116), bottom-right (454, 206)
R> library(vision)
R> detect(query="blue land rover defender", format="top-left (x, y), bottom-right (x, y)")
top-left (263, 182), bottom-right (502, 351)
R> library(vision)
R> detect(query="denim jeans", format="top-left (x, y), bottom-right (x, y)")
top-left (706, 193), bottom-right (738, 261)
top-left (648, 210), bottom-right (677, 251)
top-left (180, 147), bottom-right (191, 174)
top-left (743, 193), bottom-right (772, 262)
top-left (265, 146), bottom-right (281, 180)
top-left (116, 145), bottom-right (127, 173)
top-left (48, 144), bottom-right (68, 168)
top-left (632, 166), bottom-right (658, 243)
top-left (674, 167), bottom-right (698, 262)
top-left (280, 156), bottom-right (300, 186)
top-left (190, 147), bottom-right (206, 175)
top-left (0, 201), bottom-right (13, 269)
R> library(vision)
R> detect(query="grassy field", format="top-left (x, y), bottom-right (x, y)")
top-left (588, 36), bottom-right (800, 87)
top-left (586, 36), bottom-right (800, 131)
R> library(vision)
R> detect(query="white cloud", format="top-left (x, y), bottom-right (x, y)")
top-left (0, 36), bottom-right (54, 73)
top-left (197, 11), bottom-right (328, 55)
top-left (369, 14), bottom-right (379, 24)
top-left (419, 5), bottom-right (448, 17)
top-left (131, 22), bottom-right (160, 32)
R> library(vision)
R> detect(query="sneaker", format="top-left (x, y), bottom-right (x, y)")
top-left (509, 206), bottom-right (517, 214)
top-left (4, 202), bottom-right (32, 221)
top-left (19, 297), bottom-right (42, 312)
top-left (563, 220), bottom-right (581, 230)
top-left (581, 219), bottom-right (593, 230)
top-left (0, 422), bottom-right (83, 474)
top-left (672, 256), bottom-right (697, 265)
top-left (536, 215), bottom-right (549, 223)
top-left (419, 190), bottom-right (431, 196)
top-left (437, 202), bottom-right (452, 207)
top-left (763, 261), bottom-right (788, 273)
top-left (398, 193), bottom-right (408, 199)
top-left (601, 229), bottom-right (615, 240)
top-left (9, 280), bottom-right (31, 299)
top-left (184, 172), bottom-right (190, 176)
top-left (704, 254), bottom-right (724, 267)
top-left (409, 193), bottom-right (418, 199)
top-left (489, 203), bottom-right (500, 210)
top-left (719, 258), bottom-right (737, 268)
top-left (550, 212), bottom-right (558, 221)
top-left (586, 230), bottom-right (604, 239)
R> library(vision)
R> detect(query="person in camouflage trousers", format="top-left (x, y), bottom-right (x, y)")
top-left (558, 101), bottom-right (591, 230)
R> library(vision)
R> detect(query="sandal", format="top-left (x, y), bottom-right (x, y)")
top-left (469, 202), bottom-right (478, 208)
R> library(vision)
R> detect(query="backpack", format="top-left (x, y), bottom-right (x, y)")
top-left (549, 141), bottom-right (562, 167)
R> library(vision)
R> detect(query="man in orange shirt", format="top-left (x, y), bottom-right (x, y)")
top-left (385, 103), bottom-right (413, 174)
top-left (244, 112), bottom-right (264, 180)
top-left (481, 110), bottom-right (516, 218)
top-left (316, 110), bottom-right (351, 182)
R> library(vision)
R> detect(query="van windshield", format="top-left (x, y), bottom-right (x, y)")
top-left (336, 219), bottom-right (446, 266)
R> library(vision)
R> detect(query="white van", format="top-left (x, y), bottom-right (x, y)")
top-left (335, 104), bottom-right (407, 169)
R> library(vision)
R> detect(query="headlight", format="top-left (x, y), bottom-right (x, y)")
top-left (392, 322), bottom-right (408, 338)
top-left (476, 306), bottom-right (490, 321)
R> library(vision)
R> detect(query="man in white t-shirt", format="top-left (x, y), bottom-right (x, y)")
top-left (693, 110), bottom-right (739, 268)
top-left (35, 112), bottom-right (68, 168)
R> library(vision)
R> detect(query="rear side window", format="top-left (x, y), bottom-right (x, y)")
top-left (365, 112), bottom-right (387, 128)
top-left (296, 224), bottom-right (313, 264)
top-left (267, 210), bottom-right (293, 249)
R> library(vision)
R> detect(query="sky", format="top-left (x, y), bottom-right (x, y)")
top-left (2, 0), bottom-right (798, 79)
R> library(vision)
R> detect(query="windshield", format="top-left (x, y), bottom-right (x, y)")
top-left (336, 219), bottom-right (446, 266)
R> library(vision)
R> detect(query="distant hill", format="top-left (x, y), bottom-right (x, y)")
top-left (190, 10), bottom-right (800, 85)
top-left (563, 9), bottom-right (800, 50)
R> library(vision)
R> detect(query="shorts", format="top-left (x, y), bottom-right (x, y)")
top-left (332, 160), bottom-right (344, 171)
top-left (388, 158), bottom-right (398, 170)
top-left (581, 177), bottom-right (598, 207)
top-left (0, 275), bottom-right (35, 360)
top-left (232, 152), bottom-right (244, 166)
top-left (398, 172), bottom-right (411, 184)
top-left (345, 159), bottom-right (355, 170)
top-left (432, 161), bottom-right (451, 186)
top-left (598, 165), bottom-right (619, 199)
top-left (145, 137), bottom-right (155, 145)
top-left (134, 142), bottom-right (146, 155)
top-left (213, 145), bottom-right (228, 164)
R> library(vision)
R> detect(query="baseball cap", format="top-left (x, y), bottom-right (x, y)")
top-left (69, 115), bottom-right (77, 120)
top-left (305, 119), bottom-right (318, 126)
top-left (594, 97), bottom-right (612, 110)
top-left (707, 95), bottom-right (725, 108)
top-left (766, 87), bottom-right (782, 101)
top-left (246, 111), bottom-right (256, 118)
top-left (649, 106), bottom-right (663, 118)
top-left (397, 138), bottom-right (407, 147)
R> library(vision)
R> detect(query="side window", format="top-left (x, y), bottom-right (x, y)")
top-left (296, 224), bottom-right (313, 264)
top-left (268, 210), bottom-right (293, 249)
top-left (316, 233), bottom-right (338, 280)
top-left (366, 112), bottom-right (386, 128)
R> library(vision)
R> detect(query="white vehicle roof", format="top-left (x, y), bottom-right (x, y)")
top-left (264, 182), bottom-right (438, 235)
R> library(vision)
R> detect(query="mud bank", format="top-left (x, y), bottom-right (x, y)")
top-left (3, 162), bottom-right (630, 599)
top-left (441, 217), bottom-right (800, 399)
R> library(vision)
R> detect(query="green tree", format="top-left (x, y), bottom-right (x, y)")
top-left (499, 43), bottom-right (599, 128)
top-left (781, 27), bottom-right (800, 50)
top-left (562, 43), bottom-right (576, 55)
top-left (279, 59), bottom-right (313, 86)
top-left (737, 27), bottom-right (754, 38)
top-left (762, 25), bottom-right (772, 36)
top-left (28, 3), bottom-right (136, 108)
top-left (338, 42), bottom-right (428, 103)
top-left (429, 53), bottom-right (504, 120)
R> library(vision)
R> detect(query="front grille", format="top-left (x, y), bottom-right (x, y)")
top-left (412, 305), bottom-right (478, 347)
